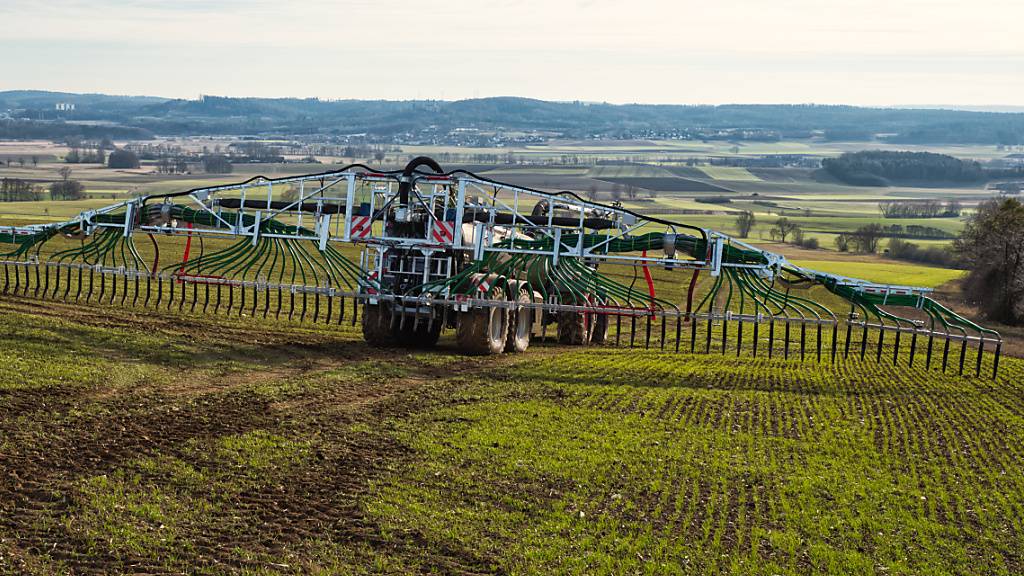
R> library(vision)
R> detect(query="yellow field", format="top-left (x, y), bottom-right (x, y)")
top-left (697, 166), bottom-right (761, 181)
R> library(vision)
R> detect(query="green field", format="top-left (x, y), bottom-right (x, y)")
top-left (790, 260), bottom-right (965, 287)
top-left (1, 295), bottom-right (1022, 575)
top-left (640, 212), bottom-right (964, 253)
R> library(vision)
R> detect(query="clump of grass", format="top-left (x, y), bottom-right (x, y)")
top-left (213, 430), bottom-right (311, 477)
top-left (71, 469), bottom-right (210, 562)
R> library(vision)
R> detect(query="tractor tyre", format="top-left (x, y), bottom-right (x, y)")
top-left (557, 311), bottom-right (591, 345)
top-left (505, 291), bottom-right (533, 353)
top-left (457, 302), bottom-right (509, 355)
top-left (362, 303), bottom-right (397, 346)
top-left (590, 311), bottom-right (609, 344)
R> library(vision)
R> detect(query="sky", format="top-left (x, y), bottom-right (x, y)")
top-left (1, 0), bottom-right (1022, 106)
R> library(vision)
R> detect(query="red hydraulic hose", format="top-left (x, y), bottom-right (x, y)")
top-left (641, 249), bottom-right (656, 310)
top-left (685, 268), bottom-right (701, 319)
top-left (178, 222), bottom-right (193, 280)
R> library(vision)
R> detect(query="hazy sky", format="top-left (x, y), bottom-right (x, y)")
top-left (1, 0), bottom-right (1022, 105)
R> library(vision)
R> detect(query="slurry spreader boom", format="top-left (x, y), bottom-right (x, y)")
top-left (0, 157), bottom-right (1001, 377)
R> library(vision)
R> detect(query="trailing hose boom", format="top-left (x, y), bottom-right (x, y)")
top-left (0, 157), bottom-right (1000, 377)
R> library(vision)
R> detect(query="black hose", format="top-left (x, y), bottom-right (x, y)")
top-left (445, 168), bottom-right (708, 242)
top-left (399, 157), bottom-right (444, 206)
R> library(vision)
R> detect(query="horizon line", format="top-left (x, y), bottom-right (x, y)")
top-left (3, 89), bottom-right (1024, 112)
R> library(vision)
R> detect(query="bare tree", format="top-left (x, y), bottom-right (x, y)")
top-left (955, 198), bottom-right (1024, 323)
top-left (50, 168), bottom-right (85, 200)
top-left (586, 184), bottom-right (598, 201)
top-left (735, 211), bottom-right (756, 238)
top-left (852, 223), bottom-right (884, 253)
top-left (770, 217), bottom-right (800, 243)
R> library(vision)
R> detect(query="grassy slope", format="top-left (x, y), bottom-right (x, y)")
top-left (789, 260), bottom-right (965, 287)
top-left (1, 296), bottom-right (1022, 575)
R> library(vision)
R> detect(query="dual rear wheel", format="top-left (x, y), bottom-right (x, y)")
top-left (505, 290), bottom-right (533, 353)
top-left (557, 301), bottom-right (609, 346)
top-left (456, 300), bottom-right (509, 355)
top-left (456, 288), bottom-right (535, 355)
top-left (362, 292), bottom-right (608, 354)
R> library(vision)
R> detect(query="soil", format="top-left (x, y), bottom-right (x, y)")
top-left (0, 295), bottom-right (506, 574)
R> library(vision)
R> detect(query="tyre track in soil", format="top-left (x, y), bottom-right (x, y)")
top-left (0, 294), bottom-right (381, 421)
top-left (0, 296), bottom-right (526, 575)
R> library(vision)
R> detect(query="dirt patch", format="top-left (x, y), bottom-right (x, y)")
top-left (0, 295), bottom-right (516, 574)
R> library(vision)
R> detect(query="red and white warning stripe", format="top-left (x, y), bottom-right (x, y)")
top-left (350, 215), bottom-right (372, 239)
top-left (861, 286), bottom-right (911, 296)
top-left (430, 220), bottom-right (456, 244)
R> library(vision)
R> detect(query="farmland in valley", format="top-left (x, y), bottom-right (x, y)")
top-left (1, 138), bottom-right (1006, 258)
top-left (2, 137), bottom-right (1020, 575)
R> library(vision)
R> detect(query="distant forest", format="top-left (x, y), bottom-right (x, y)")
top-left (3, 91), bottom-right (1024, 145)
top-left (821, 151), bottom-right (1014, 186)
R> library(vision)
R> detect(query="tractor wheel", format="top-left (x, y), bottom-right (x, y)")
top-left (362, 303), bottom-right (397, 346)
top-left (505, 291), bottom-right (533, 353)
top-left (590, 311), bottom-right (609, 344)
top-left (457, 301), bottom-right (509, 355)
top-left (557, 311), bottom-right (591, 345)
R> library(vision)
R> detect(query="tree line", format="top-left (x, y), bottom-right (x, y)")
top-left (823, 151), bottom-right (985, 186)
top-left (7, 91), bottom-right (1024, 144)
top-left (733, 204), bottom-right (1024, 325)
top-left (879, 199), bottom-right (961, 219)
top-left (2, 156), bottom-right (38, 168)
top-left (121, 144), bottom-right (233, 174)
top-left (879, 224), bottom-right (955, 240)
top-left (732, 211), bottom-right (959, 266)
top-left (64, 145), bottom-right (106, 164)
top-left (0, 178), bottom-right (41, 202)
